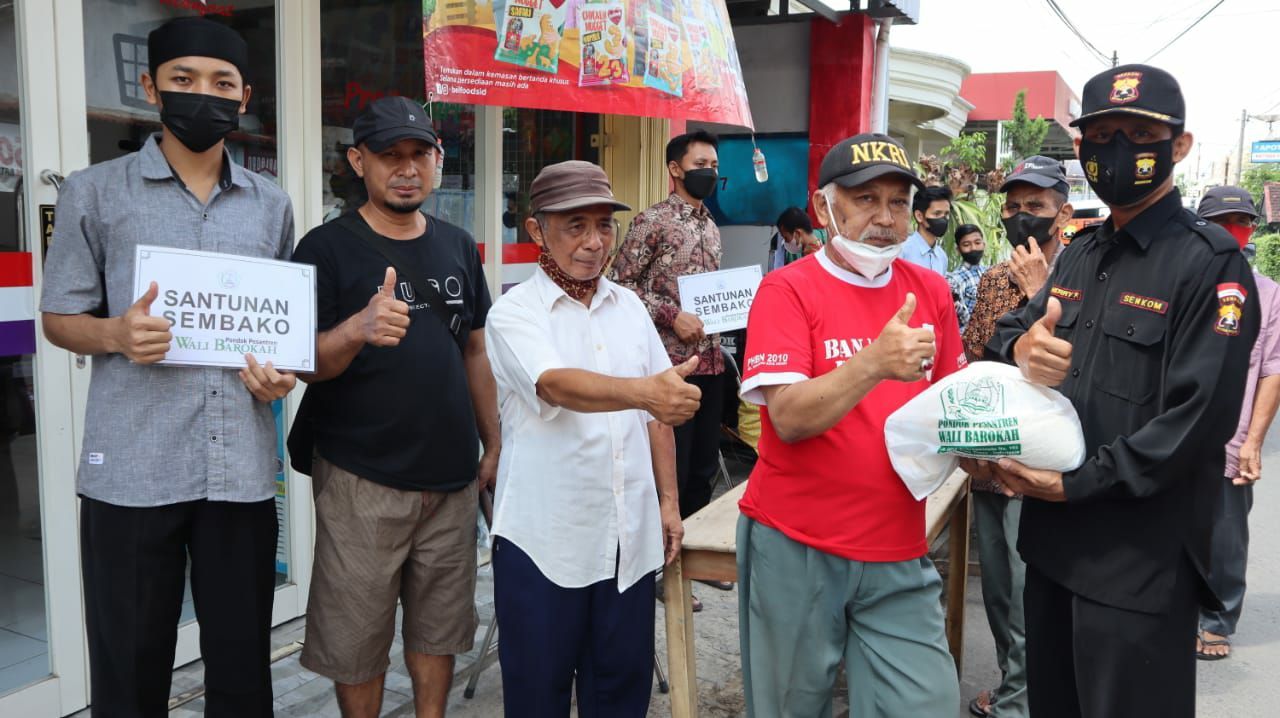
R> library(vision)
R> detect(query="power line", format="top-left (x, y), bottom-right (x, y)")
top-left (1042, 0), bottom-right (1111, 66)
top-left (1144, 0), bottom-right (1226, 63)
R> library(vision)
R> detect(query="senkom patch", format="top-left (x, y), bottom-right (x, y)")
top-left (1118, 292), bottom-right (1168, 314)
top-left (1215, 282), bottom-right (1248, 336)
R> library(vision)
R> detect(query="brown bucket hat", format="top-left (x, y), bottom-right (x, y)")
top-left (530, 160), bottom-right (631, 214)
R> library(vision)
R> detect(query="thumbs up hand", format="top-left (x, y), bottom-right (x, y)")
top-left (644, 356), bottom-right (703, 426)
top-left (868, 293), bottom-right (937, 382)
top-left (111, 281), bottom-right (173, 364)
top-left (359, 267), bottom-right (412, 347)
top-left (1014, 296), bottom-right (1073, 386)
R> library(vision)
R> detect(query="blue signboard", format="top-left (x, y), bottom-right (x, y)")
top-left (1251, 140), bottom-right (1280, 163)
top-left (706, 135), bottom-right (811, 226)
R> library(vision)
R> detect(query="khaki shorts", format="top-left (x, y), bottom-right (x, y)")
top-left (300, 456), bottom-right (479, 684)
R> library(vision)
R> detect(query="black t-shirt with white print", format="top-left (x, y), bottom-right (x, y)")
top-left (292, 211), bottom-right (491, 492)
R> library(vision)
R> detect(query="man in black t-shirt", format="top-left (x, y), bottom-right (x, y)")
top-left (291, 96), bottom-right (498, 718)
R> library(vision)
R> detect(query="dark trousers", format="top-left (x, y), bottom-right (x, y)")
top-left (81, 496), bottom-right (278, 718)
top-left (1023, 560), bottom-right (1197, 718)
top-left (674, 372), bottom-right (724, 519)
top-left (1201, 481), bottom-right (1253, 636)
top-left (492, 537), bottom-right (655, 718)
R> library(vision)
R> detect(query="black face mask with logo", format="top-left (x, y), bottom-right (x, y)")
top-left (1002, 212), bottom-right (1057, 249)
top-left (1079, 130), bottom-right (1175, 208)
top-left (681, 168), bottom-right (719, 200)
top-left (160, 91), bottom-right (242, 153)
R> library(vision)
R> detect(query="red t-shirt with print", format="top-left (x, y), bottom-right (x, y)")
top-left (738, 251), bottom-right (966, 562)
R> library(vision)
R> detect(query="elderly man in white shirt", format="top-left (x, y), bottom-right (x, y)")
top-left (485, 160), bottom-right (702, 718)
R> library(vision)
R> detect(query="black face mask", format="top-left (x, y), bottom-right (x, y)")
top-left (1002, 212), bottom-right (1057, 249)
top-left (681, 168), bottom-right (718, 200)
top-left (1079, 130), bottom-right (1174, 208)
top-left (159, 91), bottom-right (242, 153)
top-left (960, 250), bottom-right (984, 266)
top-left (923, 216), bottom-right (949, 238)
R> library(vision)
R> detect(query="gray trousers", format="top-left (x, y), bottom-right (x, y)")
top-left (1200, 480), bottom-right (1254, 636)
top-left (736, 515), bottom-right (959, 718)
top-left (973, 491), bottom-right (1029, 718)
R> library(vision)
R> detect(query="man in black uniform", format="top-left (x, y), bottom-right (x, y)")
top-left (973, 64), bottom-right (1259, 718)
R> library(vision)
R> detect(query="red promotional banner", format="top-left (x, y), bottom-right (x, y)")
top-left (423, 0), bottom-right (754, 129)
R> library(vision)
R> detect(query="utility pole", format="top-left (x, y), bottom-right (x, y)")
top-left (1111, 50), bottom-right (1118, 67)
top-left (1236, 108), bottom-right (1247, 185)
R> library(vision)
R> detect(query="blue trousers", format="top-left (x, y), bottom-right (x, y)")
top-left (492, 537), bottom-right (655, 718)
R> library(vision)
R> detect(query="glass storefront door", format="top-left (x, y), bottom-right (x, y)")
top-left (2, 2), bottom-right (313, 714)
top-left (76, 0), bottom-right (290, 668)
top-left (0, 0), bottom-right (51, 703)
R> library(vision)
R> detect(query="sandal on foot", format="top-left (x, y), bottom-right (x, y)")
top-left (968, 689), bottom-right (995, 717)
top-left (1196, 630), bottom-right (1231, 661)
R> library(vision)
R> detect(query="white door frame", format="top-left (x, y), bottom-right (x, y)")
top-left (0, 0), bottom-right (91, 715)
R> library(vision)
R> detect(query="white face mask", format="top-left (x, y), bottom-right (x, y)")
top-left (782, 234), bottom-right (803, 254)
top-left (825, 202), bottom-right (901, 279)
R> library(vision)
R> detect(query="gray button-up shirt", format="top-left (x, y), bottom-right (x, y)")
top-left (40, 135), bottom-right (294, 507)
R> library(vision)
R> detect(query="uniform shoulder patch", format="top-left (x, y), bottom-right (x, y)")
top-left (1215, 282), bottom-right (1248, 336)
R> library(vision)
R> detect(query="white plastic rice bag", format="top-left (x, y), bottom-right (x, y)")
top-left (885, 361), bottom-right (1086, 500)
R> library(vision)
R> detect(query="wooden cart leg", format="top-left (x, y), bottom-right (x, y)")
top-left (945, 490), bottom-right (971, 675)
top-left (664, 555), bottom-right (699, 718)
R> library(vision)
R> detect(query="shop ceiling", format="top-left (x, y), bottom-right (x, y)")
top-left (726, 0), bottom-right (919, 25)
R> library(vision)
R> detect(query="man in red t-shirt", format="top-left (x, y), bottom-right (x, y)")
top-left (736, 134), bottom-right (964, 717)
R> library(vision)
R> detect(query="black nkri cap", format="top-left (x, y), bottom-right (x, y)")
top-left (1000, 155), bottom-right (1069, 195)
top-left (1070, 63), bottom-right (1185, 128)
top-left (352, 96), bottom-right (442, 153)
top-left (148, 16), bottom-right (249, 82)
top-left (1198, 185), bottom-right (1260, 219)
top-left (818, 133), bottom-right (925, 191)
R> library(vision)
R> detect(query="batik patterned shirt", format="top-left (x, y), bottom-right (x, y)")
top-left (608, 193), bottom-right (724, 376)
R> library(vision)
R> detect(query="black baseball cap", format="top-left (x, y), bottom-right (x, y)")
top-left (352, 96), bottom-right (442, 153)
top-left (1000, 155), bottom-right (1069, 195)
top-left (818, 133), bottom-right (924, 191)
top-left (1069, 63), bottom-right (1185, 128)
top-left (1198, 185), bottom-right (1259, 219)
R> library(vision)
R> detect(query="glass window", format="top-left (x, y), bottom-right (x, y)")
top-left (77, 1), bottom-right (289, 623)
top-left (502, 109), bottom-right (599, 245)
top-left (320, 0), bottom-right (476, 234)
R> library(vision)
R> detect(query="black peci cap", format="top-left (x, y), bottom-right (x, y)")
top-left (1000, 155), bottom-right (1069, 195)
top-left (1070, 63), bottom-right (1185, 128)
top-left (1197, 185), bottom-right (1259, 219)
top-left (817, 133), bottom-right (924, 191)
top-left (352, 96), bottom-right (442, 153)
top-left (148, 16), bottom-right (250, 82)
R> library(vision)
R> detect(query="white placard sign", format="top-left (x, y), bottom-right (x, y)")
top-left (678, 266), bottom-right (763, 335)
top-left (133, 245), bottom-right (316, 372)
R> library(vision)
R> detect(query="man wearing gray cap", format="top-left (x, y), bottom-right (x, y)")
top-left (485, 160), bottom-right (699, 717)
top-left (1194, 186), bottom-right (1280, 661)
top-left (290, 95), bottom-right (498, 717)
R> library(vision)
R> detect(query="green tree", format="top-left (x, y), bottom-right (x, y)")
top-left (1002, 90), bottom-right (1050, 163)
top-left (1241, 164), bottom-right (1280, 205)
top-left (1253, 232), bottom-right (1280, 280)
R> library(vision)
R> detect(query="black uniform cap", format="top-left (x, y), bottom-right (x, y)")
top-left (148, 16), bottom-right (250, 83)
top-left (1070, 63), bottom-right (1184, 128)
top-left (817, 133), bottom-right (924, 191)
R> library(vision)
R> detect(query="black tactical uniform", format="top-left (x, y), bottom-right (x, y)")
top-left (988, 64), bottom-right (1259, 718)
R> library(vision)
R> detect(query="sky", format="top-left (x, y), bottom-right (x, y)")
top-left (890, 0), bottom-right (1280, 184)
